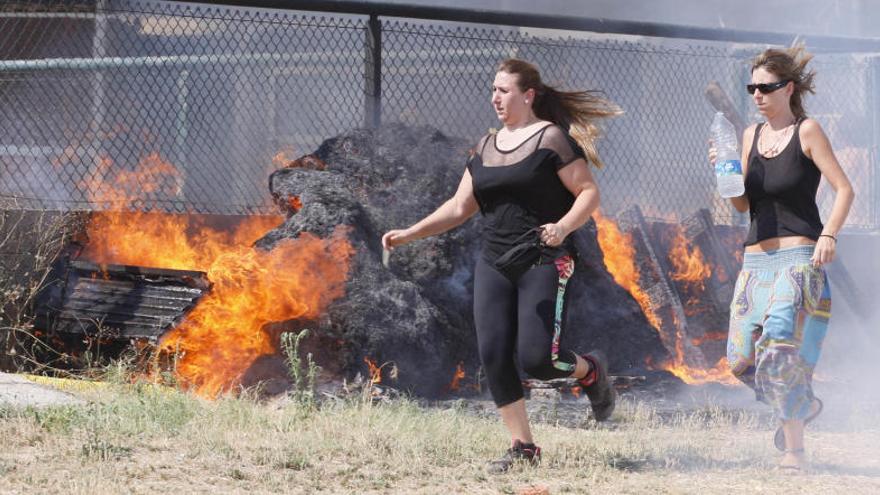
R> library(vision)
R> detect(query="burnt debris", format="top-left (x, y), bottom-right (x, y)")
top-left (259, 123), bottom-right (669, 397)
top-left (35, 260), bottom-right (210, 343)
top-left (27, 123), bottom-right (746, 398)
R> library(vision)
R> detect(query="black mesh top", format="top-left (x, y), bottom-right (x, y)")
top-left (466, 123), bottom-right (586, 262)
top-left (744, 121), bottom-right (824, 246)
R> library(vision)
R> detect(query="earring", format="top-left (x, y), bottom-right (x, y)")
top-left (524, 100), bottom-right (529, 104)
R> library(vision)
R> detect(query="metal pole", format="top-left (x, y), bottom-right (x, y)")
top-left (90, 1), bottom-right (108, 165)
top-left (364, 14), bottom-right (381, 129)
top-left (0, 51), bottom-right (356, 72)
top-left (175, 69), bottom-right (190, 179)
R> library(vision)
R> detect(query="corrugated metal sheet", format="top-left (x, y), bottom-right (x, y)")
top-left (35, 260), bottom-right (210, 342)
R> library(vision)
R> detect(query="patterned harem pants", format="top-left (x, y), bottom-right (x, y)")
top-left (727, 245), bottom-right (831, 420)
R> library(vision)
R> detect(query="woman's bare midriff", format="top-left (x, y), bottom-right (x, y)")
top-left (744, 235), bottom-right (816, 253)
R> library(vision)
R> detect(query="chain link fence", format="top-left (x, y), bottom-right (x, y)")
top-left (1, 0), bottom-right (877, 229)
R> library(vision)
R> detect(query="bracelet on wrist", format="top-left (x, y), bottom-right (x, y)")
top-left (819, 234), bottom-right (837, 242)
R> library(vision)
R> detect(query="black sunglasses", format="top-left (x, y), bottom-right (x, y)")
top-left (746, 80), bottom-right (790, 95)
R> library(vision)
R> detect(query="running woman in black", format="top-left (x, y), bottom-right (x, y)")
top-left (382, 59), bottom-right (620, 473)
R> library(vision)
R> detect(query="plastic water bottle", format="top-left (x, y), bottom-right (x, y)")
top-left (710, 112), bottom-right (744, 198)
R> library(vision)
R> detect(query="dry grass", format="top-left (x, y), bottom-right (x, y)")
top-left (0, 208), bottom-right (86, 372)
top-left (0, 378), bottom-right (878, 495)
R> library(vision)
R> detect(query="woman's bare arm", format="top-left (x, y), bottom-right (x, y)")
top-left (382, 168), bottom-right (480, 249)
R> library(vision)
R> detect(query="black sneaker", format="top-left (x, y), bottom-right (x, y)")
top-left (579, 350), bottom-right (616, 422)
top-left (487, 440), bottom-right (541, 474)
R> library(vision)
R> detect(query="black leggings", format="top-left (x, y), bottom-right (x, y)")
top-left (473, 255), bottom-right (578, 407)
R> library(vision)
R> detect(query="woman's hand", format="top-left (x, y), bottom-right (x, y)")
top-left (382, 229), bottom-right (412, 250)
top-left (539, 223), bottom-right (568, 247)
top-left (811, 236), bottom-right (836, 267)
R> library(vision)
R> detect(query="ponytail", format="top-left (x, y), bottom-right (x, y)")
top-left (533, 85), bottom-right (622, 169)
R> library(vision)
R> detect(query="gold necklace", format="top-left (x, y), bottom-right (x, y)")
top-left (759, 121), bottom-right (795, 157)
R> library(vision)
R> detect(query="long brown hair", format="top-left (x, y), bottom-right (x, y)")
top-left (751, 44), bottom-right (816, 120)
top-left (497, 59), bottom-right (622, 169)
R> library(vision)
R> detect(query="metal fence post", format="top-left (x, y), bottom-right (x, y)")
top-left (90, 0), bottom-right (108, 169)
top-left (364, 14), bottom-right (381, 129)
top-left (175, 69), bottom-right (190, 178)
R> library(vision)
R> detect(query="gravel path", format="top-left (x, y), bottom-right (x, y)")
top-left (0, 372), bottom-right (83, 407)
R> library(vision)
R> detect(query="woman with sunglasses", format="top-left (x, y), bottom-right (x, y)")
top-left (711, 46), bottom-right (854, 470)
top-left (382, 59), bottom-right (620, 473)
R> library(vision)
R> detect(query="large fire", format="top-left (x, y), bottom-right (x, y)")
top-left (665, 314), bottom-right (736, 385)
top-left (593, 212), bottom-right (661, 329)
top-left (664, 227), bottom-right (738, 384)
top-left (594, 212), bottom-right (737, 385)
top-left (79, 153), bottom-right (354, 396)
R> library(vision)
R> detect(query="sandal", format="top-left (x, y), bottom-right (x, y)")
top-left (774, 397), bottom-right (823, 451)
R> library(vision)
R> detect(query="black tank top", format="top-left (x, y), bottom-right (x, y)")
top-left (744, 120), bottom-right (823, 246)
top-left (466, 124), bottom-right (584, 262)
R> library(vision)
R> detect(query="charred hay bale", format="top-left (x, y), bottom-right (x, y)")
top-left (257, 124), bottom-right (667, 397)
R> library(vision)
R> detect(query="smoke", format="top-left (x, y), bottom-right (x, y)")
top-left (0, 150), bottom-right (75, 207)
top-left (816, 233), bottom-right (880, 430)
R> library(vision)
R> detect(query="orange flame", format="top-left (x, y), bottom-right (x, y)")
top-left (659, 226), bottom-right (734, 384)
top-left (662, 314), bottom-right (737, 385)
top-left (690, 331), bottom-right (728, 347)
top-left (668, 225), bottom-right (711, 290)
top-left (593, 211), bottom-right (661, 329)
top-left (80, 153), bottom-right (354, 396)
top-left (448, 362), bottom-right (466, 392)
top-left (570, 385), bottom-right (582, 399)
top-left (84, 152), bottom-right (183, 208)
top-left (667, 357), bottom-right (738, 385)
top-left (595, 213), bottom-right (737, 386)
top-left (157, 229), bottom-right (353, 396)
top-left (364, 356), bottom-right (382, 384)
top-left (288, 196), bottom-right (303, 213)
top-left (272, 146), bottom-right (297, 169)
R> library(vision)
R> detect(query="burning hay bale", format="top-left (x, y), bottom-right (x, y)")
top-left (259, 123), bottom-right (668, 397)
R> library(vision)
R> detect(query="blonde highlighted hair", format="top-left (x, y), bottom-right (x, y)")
top-left (497, 59), bottom-right (622, 168)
